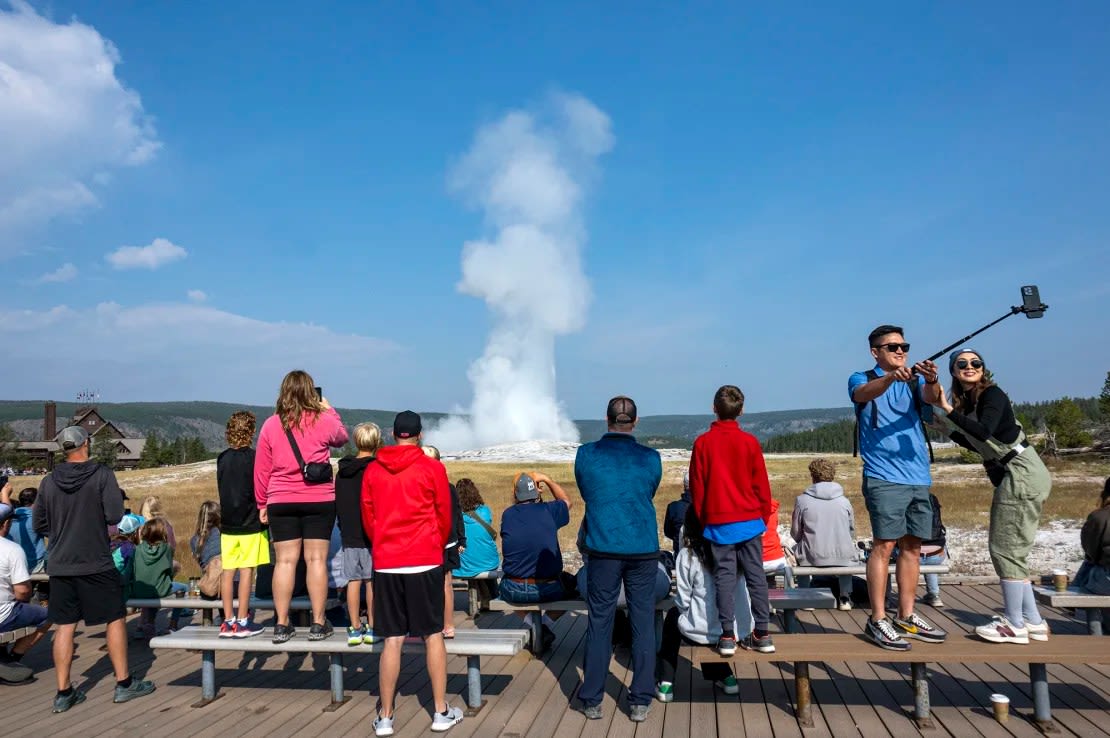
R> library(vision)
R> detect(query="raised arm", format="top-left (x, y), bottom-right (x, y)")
top-left (532, 472), bottom-right (572, 512)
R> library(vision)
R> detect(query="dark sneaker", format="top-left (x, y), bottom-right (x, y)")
top-left (308, 621), bottom-right (334, 641)
top-left (0, 660), bottom-right (33, 684)
top-left (629, 704), bottom-right (650, 722)
top-left (716, 634), bottom-right (737, 656)
top-left (865, 617), bottom-right (911, 651)
top-left (52, 688), bottom-right (86, 713)
top-left (740, 633), bottom-right (775, 653)
top-left (540, 625), bottom-right (556, 652)
top-left (237, 619), bottom-right (265, 638)
top-left (272, 623), bottom-right (296, 644)
top-left (582, 704), bottom-right (603, 720)
top-left (113, 678), bottom-right (156, 703)
top-left (892, 612), bottom-right (947, 643)
top-left (922, 592), bottom-right (945, 608)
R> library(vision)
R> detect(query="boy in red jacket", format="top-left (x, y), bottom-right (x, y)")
top-left (689, 385), bottom-right (775, 655)
top-left (360, 411), bottom-right (462, 734)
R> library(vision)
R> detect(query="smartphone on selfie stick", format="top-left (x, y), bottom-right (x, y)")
top-left (922, 285), bottom-right (1048, 364)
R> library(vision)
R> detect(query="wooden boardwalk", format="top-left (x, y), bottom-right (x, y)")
top-left (1, 584), bottom-right (1107, 736)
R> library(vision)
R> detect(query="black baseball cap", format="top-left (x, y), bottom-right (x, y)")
top-left (393, 410), bottom-right (422, 439)
top-left (606, 396), bottom-right (637, 425)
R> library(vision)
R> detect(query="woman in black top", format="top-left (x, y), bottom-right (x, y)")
top-left (929, 348), bottom-right (1052, 644)
top-left (1074, 478), bottom-right (1110, 596)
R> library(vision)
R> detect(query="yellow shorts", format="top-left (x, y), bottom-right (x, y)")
top-left (221, 531), bottom-right (271, 569)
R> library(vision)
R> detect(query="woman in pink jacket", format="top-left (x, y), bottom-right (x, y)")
top-left (255, 370), bottom-right (348, 643)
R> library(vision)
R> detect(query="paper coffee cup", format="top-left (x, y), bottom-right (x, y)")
top-left (990, 693), bottom-right (1009, 723)
top-left (1052, 569), bottom-right (1068, 591)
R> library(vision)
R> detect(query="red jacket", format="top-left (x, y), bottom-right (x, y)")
top-left (762, 498), bottom-right (785, 562)
top-left (360, 444), bottom-right (452, 570)
top-left (689, 420), bottom-right (772, 526)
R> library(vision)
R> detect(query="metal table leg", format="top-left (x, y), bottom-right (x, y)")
top-left (190, 649), bottom-right (223, 707)
top-left (911, 662), bottom-right (934, 729)
top-left (465, 655), bottom-right (487, 715)
top-left (323, 653), bottom-right (350, 711)
top-left (795, 661), bottom-right (813, 728)
top-left (784, 609), bottom-right (797, 633)
top-left (1087, 608), bottom-right (1104, 636)
top-left (1030, 663), bottom-right (1058, 732)
top-left (531, 610), bottom-right (544, 655)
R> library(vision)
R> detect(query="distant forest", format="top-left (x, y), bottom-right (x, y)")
top-left (762, 396), bottom-right (1102, 453)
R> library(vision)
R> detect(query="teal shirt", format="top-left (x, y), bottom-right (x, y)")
top-left (574, 432), bottom-right (662, 558)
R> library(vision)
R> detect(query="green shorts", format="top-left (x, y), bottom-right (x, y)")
top-left (221, 531), bottom-right (271, 569)
top-left (862, 477), bottom-right (933, 541)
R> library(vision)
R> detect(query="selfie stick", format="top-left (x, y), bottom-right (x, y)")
top-left (924, 285), bottom-right (1048, 364)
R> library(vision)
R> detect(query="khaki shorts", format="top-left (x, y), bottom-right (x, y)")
top-left (221, 531), bottom-right (271, 569)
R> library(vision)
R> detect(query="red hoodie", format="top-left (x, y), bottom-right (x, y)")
top-left (360, 443), bottom-right (451, 570)
top-left (689, 419), bottom-right (772, 526)
top-left (762, 498), bottom-right (785, 562)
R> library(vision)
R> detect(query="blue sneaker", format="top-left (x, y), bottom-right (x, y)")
top-left (362, 626), bottom-right (378, 645)
top-left (347, 625), bottom-right (364, 646)
top-left (235, 618), bottom-right (265, 638)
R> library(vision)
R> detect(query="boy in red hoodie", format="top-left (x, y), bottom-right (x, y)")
top-left (689, 385), bottom-right (775, 655)
top-left (360, 411), bottom-right (462, 735)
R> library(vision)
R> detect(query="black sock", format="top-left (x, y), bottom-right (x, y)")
top-left (117, 676), bottom-right (132, 688)
top-left (754, 629), bottom-right (769, 639)
top-left (57, 687), bottom-right (74, 697)
top-left (721, 629), bottom-right (735, 639)
top-left (9, 651), bottom-right (24, 662)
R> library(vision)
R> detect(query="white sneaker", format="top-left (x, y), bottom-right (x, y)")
top-left (975, 616), bottom-right (1029, 644)
top-left (837, 596), bottom-right (852, 611)
top-left (1025, 620), bottom-right (1050, 641)
top-left (373, 713), bottom-right (395, 736)
top-left (431, 705), bottom-right (464, 732)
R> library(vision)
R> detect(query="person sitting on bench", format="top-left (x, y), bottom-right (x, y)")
top-left (1074, 477), bottom-right (1110, 596)
top-left (791, 458), bottom-right (858, 611)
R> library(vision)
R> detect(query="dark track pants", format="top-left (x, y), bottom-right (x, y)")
top-left (709, 535), bottom-right (770, 633)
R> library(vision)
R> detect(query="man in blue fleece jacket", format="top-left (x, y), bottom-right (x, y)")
top-left (574, 396), bottom-right (662, 723)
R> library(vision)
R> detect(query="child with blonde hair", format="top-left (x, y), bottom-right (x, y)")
top-left (335, 422), bottom-right (382, 645)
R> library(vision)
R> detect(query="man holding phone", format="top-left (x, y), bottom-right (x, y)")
top-left (849, 325), bottom-right (947, 651)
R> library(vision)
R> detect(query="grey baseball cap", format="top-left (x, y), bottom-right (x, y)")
top-left (58, 425), bottom-right (89, 451)
top-left (514, 473), bottom-right (538, 502)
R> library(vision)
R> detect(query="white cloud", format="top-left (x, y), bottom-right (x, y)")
top-left (186, 289), bottom-right (207, 303)
top-left (106, 237), bottom-right (186, 270)
top-left (35, 261), bottom-right (77, 283)
top-left (0, 2), bottom-right (160, 249)
top-left (428, 92), bottom-right (612, 451)
top-left (0, 300), bottom-right (400, 402)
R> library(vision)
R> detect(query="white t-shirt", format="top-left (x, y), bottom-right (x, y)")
top-left (0, 537), bottom-right (31, 625)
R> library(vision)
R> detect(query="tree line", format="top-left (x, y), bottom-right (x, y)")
top-left (136, 433), bottom-right (210, 468)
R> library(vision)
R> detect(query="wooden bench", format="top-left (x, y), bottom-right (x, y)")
top-left (149, 625), bottom-right (527, 715)
top-left (0, 624), bottom-right (39, 646)
top-left (486, 588), bottom-right (836, 653)
top-left (705, 633), bottom-right (1104, 732)
top-left (454, 570), bottom-right (502, 617)
top-left (1032, 585), bottom-right (1110, 635)
top-left (127, 596), bottom-right (337, 626)
top-left (788, 563), bottom-right (950, 588)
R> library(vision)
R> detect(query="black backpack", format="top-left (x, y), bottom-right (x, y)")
top-left (923, 494), bottom-right (946, 547)
top-left (852, 369), bottom-right (934, 463)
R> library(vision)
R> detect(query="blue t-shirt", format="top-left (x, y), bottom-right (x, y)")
top-left (848, 366), bottom-right (931, 486)
top-left (703, 518), bottom-right (766, 545)
top-left (500, 500), bottom-right (569, 580)
top-left (454, 505), bottom-right (501, 578)
top-left (7, 507), bottom-right (46, 570)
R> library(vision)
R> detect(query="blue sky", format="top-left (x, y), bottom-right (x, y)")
top-left (2, 1), bottom-right (1108, 421)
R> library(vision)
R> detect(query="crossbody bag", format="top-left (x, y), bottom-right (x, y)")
top-left (464, 510), bottom-right (498, 541)
top-left (284, 426), bottom-right (333, 484)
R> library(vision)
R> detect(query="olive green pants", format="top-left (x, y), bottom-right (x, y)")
top-left (988, 452), bottom-right (1051, 579)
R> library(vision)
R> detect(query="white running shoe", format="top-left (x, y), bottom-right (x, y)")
top-left (1025, 620), bottom-right (1050, 641)
top-left (373, 713), bottom-right (395, 736)
top-left (431, 705), bottom-right (464, 732)
top-left (975, 616), bottom-right (1029, 644)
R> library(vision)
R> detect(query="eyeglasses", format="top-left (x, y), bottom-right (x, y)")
top-left (955, 359), bottom-right (984, 370)
top-left (874, 342), bottom-right (910, 353)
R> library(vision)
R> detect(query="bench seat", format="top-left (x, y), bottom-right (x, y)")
top-left (1032, 585), bottom-right (1110, 635)
top-left (127, 596), bottom-right (336, 626)
top-left (0, 624), bottom-right (39, 645)
top-left (702, 632), bottom-right (1106, 731)
top-left (150, 625), bottom-right (527, 714)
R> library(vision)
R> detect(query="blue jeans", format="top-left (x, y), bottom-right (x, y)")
top-left (580, 557), bottom-right (657, 708)
top-left (796, 573), bottom-right (853, 599)
top-left (921, 551), bottom-right (946, 596)
top-left (1074, 561), bottom-right (1110, 596)
top-left (498, 577), bottom-right (570, 604)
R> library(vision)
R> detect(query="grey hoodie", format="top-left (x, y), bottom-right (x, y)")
top-left (790, 482), bottom-right (858, 567)
top-left (33, 460), bottom-right (123, 575)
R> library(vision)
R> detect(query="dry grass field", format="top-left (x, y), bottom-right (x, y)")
top-left (9, 448), bottom-right (1107, 579)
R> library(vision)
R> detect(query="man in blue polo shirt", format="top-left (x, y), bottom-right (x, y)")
top-left (850, 324), bottom-right (948, 651)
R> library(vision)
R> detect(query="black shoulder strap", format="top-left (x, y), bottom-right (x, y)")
top-left (465, 510), bottom-right (498, 541)
top-left (853, 369), bottom-right (879, 457)
top-left (910, 379), bottom-right (935, 463)
top-left (283, 426), bottom-right (307, 472)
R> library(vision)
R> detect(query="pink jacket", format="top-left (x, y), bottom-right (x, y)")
top-left (254, 407), bottom-right (349, 508)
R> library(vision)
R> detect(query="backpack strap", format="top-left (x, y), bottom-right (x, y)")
top-left (910, 378), bottom-right (935, 463)
top-left (853, 369), bottom-right (878, 457)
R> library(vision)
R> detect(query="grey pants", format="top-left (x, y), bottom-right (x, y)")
top-left (709, 535), bottom-right (770, 633)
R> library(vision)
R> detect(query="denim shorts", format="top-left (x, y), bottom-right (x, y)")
top-left (0, 602), bottom-right (49, 632)
top-left (862, 477), bottom-right (932, 541)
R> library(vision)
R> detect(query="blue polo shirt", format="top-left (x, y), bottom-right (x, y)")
top-left (848, 366), bottom-right (931, 486)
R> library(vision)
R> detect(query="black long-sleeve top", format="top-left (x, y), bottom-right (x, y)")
top-left (946, 385), bottom-right (1022, 485)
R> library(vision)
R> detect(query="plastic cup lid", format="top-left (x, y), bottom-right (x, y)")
top-left (990, 693), bottom-right (1010, 703)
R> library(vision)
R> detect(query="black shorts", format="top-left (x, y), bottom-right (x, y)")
top-left (48, 570), bottom-right (127, 626)
top-left (444, 546), bottom-right (461, 571)
top-left (267, 500), bottom-right (336, 542)
top-left (373, 567), bottom-right (445, 638)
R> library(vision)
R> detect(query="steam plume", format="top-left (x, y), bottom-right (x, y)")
top-left (428, 93), bottom-right (613, 451)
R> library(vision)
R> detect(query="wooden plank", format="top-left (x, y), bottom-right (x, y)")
top-left (522, 613), bottom-right (592, 738)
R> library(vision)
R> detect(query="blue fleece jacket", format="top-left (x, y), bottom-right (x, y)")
top-left (574, 432), bottom-right (662, 558)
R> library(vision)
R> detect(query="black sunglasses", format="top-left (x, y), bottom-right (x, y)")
top-left (874, 342), bottom-right (910, 353)
top-left (955, 359), bottom-right (984, 370)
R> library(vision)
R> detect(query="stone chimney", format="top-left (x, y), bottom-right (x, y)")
top-left (44, 401), bottom-right (57, 441)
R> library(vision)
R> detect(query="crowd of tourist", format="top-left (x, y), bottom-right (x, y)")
top-left (2, 337), bottom-right (1110, 729)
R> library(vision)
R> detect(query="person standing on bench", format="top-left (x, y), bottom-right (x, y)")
top-left (689, 385), bottom-right (775, 655)
top-left (849, 324), bottom-right (947, 650)
top-left (361, 411), bottom-right (463, 735)
top-left (575, 395), bottom-right (661, 724)
top-left (929, 348), bottom-right (1051, 644)
top-left (335, 422), bottom-right (381, 647)
top-left (255, 370), bottom-right (349, 644)
top-left (33, 426), bottom-right (155, 712)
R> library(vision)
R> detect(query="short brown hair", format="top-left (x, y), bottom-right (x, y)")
top-left (226, 410), bottom-right (256, 448)
top-left (455, 478), bottom-right (484, 513)
top-left (713, 385), bottom-right (745, 420)
top-left (808, 458), bottom-right (836, 483)
top-left (140, 516), bottom-right (170, 545)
